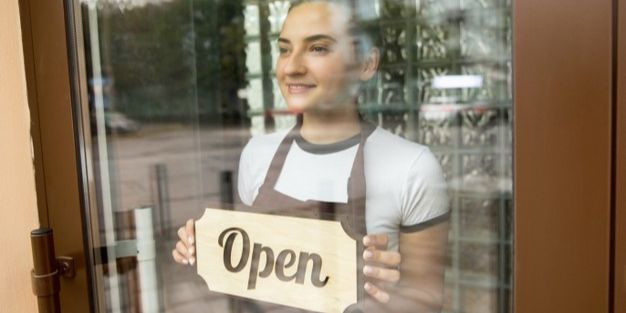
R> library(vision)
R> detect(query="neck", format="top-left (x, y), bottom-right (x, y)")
top-left (300, 107), bottom-right (361, 144)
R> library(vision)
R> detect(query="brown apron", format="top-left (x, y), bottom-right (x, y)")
top-left (239, 115), bottom-right (375, 313)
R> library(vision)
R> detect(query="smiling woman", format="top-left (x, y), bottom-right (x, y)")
top-left (174, 1), bottom-right (451, 312)
top-left (276, 1), bottom-right (374, 117)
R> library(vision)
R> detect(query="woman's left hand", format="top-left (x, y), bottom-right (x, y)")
top-left (362, 234), bottom-right (401, 303)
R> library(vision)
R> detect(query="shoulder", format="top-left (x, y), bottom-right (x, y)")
top-left (365, 127), bottom-right (431, 165)
top-left (243, 128), bottom-right (290, 153)
top-left (241, 128), bottom-right (291, 163)
top-left (237, 128), bottom-right (292, 205)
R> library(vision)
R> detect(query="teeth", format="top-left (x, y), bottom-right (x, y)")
top-left (287, 84), bottom-right (314, 93)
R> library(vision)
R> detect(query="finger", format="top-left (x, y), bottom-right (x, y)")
top-left (185, 219), bottom-right (195, 245)
top-left (363, 265), bottom-right (400, 283)
top-left (172, 249), bottom-right (189, 265)
top-left (177, 226), bottom-right (189, 246)
top-left (176, 241), bottom-right (190, 258)
top-left (363, 234), bottom-right (389, 249)
top-left (363, 248), bottom-right (401, 267)
top-left (364, 282), bottom-right (390, 303)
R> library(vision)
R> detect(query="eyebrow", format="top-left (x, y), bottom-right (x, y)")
top-left (277, 34), bottom-right (338, 44)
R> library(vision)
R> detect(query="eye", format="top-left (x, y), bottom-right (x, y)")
top-left (278, 46), bottom-right (290, 55)
top-left (310, 45), bottom-right (329, 54)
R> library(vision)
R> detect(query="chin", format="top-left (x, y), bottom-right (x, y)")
top-left (285, 101), bottom-right (313, 114)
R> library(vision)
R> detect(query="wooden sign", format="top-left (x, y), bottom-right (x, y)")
top-left (195, 208), bottom-right (359, 313)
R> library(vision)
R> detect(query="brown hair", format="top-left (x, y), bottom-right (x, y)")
top-left (286, 0), bottom-right (382, 58)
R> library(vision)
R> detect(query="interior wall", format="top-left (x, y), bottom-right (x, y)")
top-left (0, 1), bottom-right (39, 312)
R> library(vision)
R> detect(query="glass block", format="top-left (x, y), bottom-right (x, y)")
top-left (268, 1), bottom-right (290, 33)
top-left (460, 106), bottom-right (501, 147)
top-left (461, 0), bottom-right (508, 10)
top-left (461, 63), bottom-right (511, 101)
top-left (462, 286), bottom-right (498, 313)
top-left (417, 104), bottom-right (458, 147)
top-left (417, 67), bottom-right (452, 103)
top-left (417, 26), bottom-right (449, 60)
top-left (419, 0), bottom-right (454, 18)
top-left (381, 0), bottom-right (406, 17)
top-left (382, 67), bottom-right (406, 84)
top-left (246, 78), bottom-right (264, 111)
top-left (381, 67), bottom-right (406, 105)
top-left (435, 153), bottom-right (455, 181)
top-left (461, 154), bottom-right (501, 192)
top-left (442, 284), bottom-right (456, 312)
top-left (381, 84), bottom-right (405, 106)
top-left (244, 4), bottom-right (260, 36)
top-left (381, 25), bottom-right (408, 64)
top-left (460, 197), bottom-right (499, 239)
top-left (245, 40), bottom-right (262, 74)
top-left (460, 242), bottom-right (498, 279)
top-left (380, 112), bottom-right (408, 135)
top-left (460, 25), bottom-right (507, 59)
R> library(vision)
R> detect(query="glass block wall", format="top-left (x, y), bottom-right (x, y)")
top-left (243, 1), bottom-right (513, 312)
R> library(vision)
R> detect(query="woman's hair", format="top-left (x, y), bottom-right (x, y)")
top-left (287, 0), bottom-right (382, 59)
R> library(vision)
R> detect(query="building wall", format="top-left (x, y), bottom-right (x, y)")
top-left (0, 1), bottom-right (39, 312)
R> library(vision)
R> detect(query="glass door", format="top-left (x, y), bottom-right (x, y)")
top-left (70, 0), bottom-right (513, 312)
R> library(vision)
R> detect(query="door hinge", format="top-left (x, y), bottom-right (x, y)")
top-left (30, 228), bottom-right (76, 313)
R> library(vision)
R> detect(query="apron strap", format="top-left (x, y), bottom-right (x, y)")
top-left (345, 120), bottom-right (375, 234)
top-left (258, 118), bottom-right (302, 191)
top-left (257, 114), bottom-right (376, 235)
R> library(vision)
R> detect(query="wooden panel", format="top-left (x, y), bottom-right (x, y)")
top-left (614, 0), bottom-right (626, 311)
top-left (18, 0), bottom-right (49, 227)
top-left (196, 209), bottom-right (358, 313)
top-left (0, 1), bottom-right (39, 312)
top-left (514, 0), bottom-right (613, 312)
top-left (19, 0), bottom-right (92, 312)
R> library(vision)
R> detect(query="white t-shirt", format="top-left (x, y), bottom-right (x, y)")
top-left (237, 126), bottom-right (449, 251)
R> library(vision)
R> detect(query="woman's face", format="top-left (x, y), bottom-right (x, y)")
top-left (276, 2), bottom-right (373, 114)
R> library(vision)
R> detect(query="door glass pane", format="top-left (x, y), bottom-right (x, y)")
top-left (74, 0), bottom-right (512, 312)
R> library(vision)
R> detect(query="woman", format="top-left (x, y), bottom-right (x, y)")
top-left (173, 1), bottom-right (450, 311)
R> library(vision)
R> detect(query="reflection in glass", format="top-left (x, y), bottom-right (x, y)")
top-left (76, 0), bottom-right (512, 312)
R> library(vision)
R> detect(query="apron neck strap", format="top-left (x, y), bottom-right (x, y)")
top-left (261, 113), bottom-right (375, 192)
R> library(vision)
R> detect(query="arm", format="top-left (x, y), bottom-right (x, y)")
top-left (397, 220), bottom-right (449, 312)
top-left (362, 220), bottom-right (449, 313)
top-left (364, 147), bottom-right (449, 311)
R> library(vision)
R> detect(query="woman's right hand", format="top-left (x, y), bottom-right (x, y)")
top-left (172, 219), bottom-right (195, 265)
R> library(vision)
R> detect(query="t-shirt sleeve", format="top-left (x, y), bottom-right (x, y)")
top-left (399, 148), bottom-right (450, 232)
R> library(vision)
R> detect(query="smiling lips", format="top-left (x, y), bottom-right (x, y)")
top-left (286, 83), bottom-right (316, 94)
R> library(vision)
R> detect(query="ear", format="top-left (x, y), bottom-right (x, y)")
top-left (359, 47), bottom-right (380, 81)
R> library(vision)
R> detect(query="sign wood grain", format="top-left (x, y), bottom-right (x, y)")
top-left (195, 208), bottom-right (358, 313)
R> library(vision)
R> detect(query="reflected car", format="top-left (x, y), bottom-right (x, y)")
top-left (104, 111), bottom-right (141, 134)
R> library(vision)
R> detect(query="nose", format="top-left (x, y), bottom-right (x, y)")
top-left (282, 52), bottom-right (306, 76)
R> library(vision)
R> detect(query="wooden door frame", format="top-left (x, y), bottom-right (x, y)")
top-left (19, 0), bottom-right (621, 312)
top-left (514, 0), bottom-right (616, 312)
top-left (614, 0), bottom-right (626, 311)
top-left (18, 0), bottom-right (94, 312)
